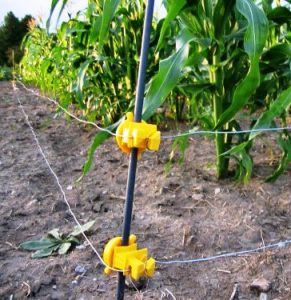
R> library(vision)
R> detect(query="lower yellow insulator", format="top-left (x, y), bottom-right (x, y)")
top-left (103, 234), bottom-right (155, 280)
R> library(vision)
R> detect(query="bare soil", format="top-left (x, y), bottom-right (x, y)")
top-left (0, 81), bottom-right (291, 300)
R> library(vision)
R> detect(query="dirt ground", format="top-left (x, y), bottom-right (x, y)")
top-left (0, 81), bottom-right (291, 300)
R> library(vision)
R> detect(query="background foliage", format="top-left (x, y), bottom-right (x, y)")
top-left (20, 0), bottom-right (291, 182)
top-left (21, 0), bottom-right (159, 125)
top-left (0, 12), bottom-right (34, 66)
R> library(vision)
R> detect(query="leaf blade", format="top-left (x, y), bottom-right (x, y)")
top-left (156, 0), bottom-right (186, 50)
top-left (58, 242), bottom-right (72, 255)
top-left (20, 239), bottom-right (58, 250)
top-left (99, 0), bottom-right (121, 50)
top-left (70, 220), bottom-right (95, 237)
top-left (215, 0), bottom-right (268, 128)
top-left (143, 29), bottom-right (194, 120)
top-left (249, 86), bottom-right (291, 140)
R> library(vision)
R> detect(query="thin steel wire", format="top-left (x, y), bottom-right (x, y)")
top-left (161, 126), bottom-right (291, 139)
top-left (17, 81), bottom-right (117, 137)
top-left (17, 81), bottom-right (291, 139)
top-left (156, 240), bottom-right (291, 265)
top-left (14, 85), bottom-right (124, 273)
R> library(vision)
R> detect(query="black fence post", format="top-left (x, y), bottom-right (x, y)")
top-left (116, 1), bottom-right (155, 299)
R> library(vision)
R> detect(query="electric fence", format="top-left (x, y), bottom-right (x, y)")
top-left (14, 83), bottom-right (291, 299)
top-left (13, 0), bottom-right (291, 295)
top-left (17, 81), bottom-right (291, 139)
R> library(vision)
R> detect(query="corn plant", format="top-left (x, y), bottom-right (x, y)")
top-left (21, 0), bottom-right (290, 182)
top-left (87, 0), bottom-right (290, 181)
top-left (141, 0), bottom-right (291, 181)
top-left (21, 0), bottom-right (159, 124)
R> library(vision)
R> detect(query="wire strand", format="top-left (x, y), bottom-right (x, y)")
top-left (17, 81), bottom-right (117, 137)
top-left (17, 80), bottom-right (291, 139)
top-left (14, 85), bottom-right (124, 273)
top-left (161, 126), bottom-right (291, 139)
top-left (156, 240), bottom-right (291, 265)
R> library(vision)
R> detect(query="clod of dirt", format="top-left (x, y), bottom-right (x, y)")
top-left (74, 265), bottom-right (87, 274)
top-left (214, 187), bottom-right (221, 195)
top-left (191, 193), bottom-right (204, 201)
top-left (250, 277), bottom-right (272, 293)
top-left (92, 201), bottom-right (104, 213)
top-left (53, 200), bottom-right (67, 212)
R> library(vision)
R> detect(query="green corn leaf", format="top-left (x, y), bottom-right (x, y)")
top-left (185, 50), bottom-right (206, 67)
top-left (82, 131), bottom-right (111, 176)
top-left (86, 2), bottom-right (97, 19)
top-left (58, 242), bottom-right (72, 255)
top-left (202, 0), bottom-right (213, 19)
top-left (267, 6), bottom-right (291, 24)
top-left (56, 0), bottom-right (69, 25)
top-left (180, 9), bottom-right (204, 37)
top-left (213, 0), bottom-right (236, 39)
top-left (156, 0), bottom-right (186, 50)
top-left (222, 145), bottom-right (253, 183)
top-left (240, 148), bottom-right (253, 183)
top-left (32, 246), bottom-right (59, 258)
top-left (47, 0), bottom-right (69, 31)
top-left (177, 82), bottom-right (212, 95)
top-left (77, 59), bottom-right (92, 92)
top-left (215, 0), bottom-right (268, 129)
top-left (47, 0), bottom-right (59, 30)
top-left (88, 16), bottom-right (102, 46)
top-left (220, 141), bottom-right (250, 156)
top-left (249, 86), bottom-right (291, 140)
top-left (40, 59), bottom-right (51, 76)
top-left (82, 121), bottom-right (120, 176)
top-left (99, 0), bottom-right (120, 50)
top-left (221, 87), bottom-right (291, 182)
top-left (266, 135), bottom-right (291, 182)
top-left (237, 0), bottom-right (268, 59)
top-left (142, 48), bottom-right (189, 120)
top-left (20, 238), bottom-right (57, 250)
top-left (262, 43), bottom-right (291, 63)
top-left (215, 62), bottom-right (260, 129)
top-left (143, 29), bottom-right (193, 120)
top-left (70, 220), bottom-right (95, 237)
top-left (76, 59), bottom-right (93, 103)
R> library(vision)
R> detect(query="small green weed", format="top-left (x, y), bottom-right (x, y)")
top-left (20, 220), bottom-right (95, 258)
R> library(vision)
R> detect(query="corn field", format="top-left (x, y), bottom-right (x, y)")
top-left (20, 0), bottom-right (291, 182)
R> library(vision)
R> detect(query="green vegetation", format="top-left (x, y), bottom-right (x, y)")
top-left (20, 221), bottom-right (95, 258)
top-left (0, 65), bottom-right (13, 81)
top-left (144, 0), bottom-right (291, 182)
top-left (0, 12), bottom-right (34, 66)
top-left (21, 0), bottom-right (159, 125)
top-left (20, 0), bottom-right (291, 182)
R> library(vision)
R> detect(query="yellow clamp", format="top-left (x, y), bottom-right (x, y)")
top-left (116, 112), bottom-right (160, 159)
top-left (103, 234), bottom-right (155, 281)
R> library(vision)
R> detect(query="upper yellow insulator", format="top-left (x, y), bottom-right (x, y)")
top-left (116, 112), bottom-right (160, 159)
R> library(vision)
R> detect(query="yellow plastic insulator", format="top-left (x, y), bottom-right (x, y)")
top-left (116, 112), bottom-right (160, 159)
top-left (103, 234), bottom-right (156, 281)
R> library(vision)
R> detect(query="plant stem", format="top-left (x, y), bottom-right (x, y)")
top-left (210, 50), bottom-right (228, 179)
